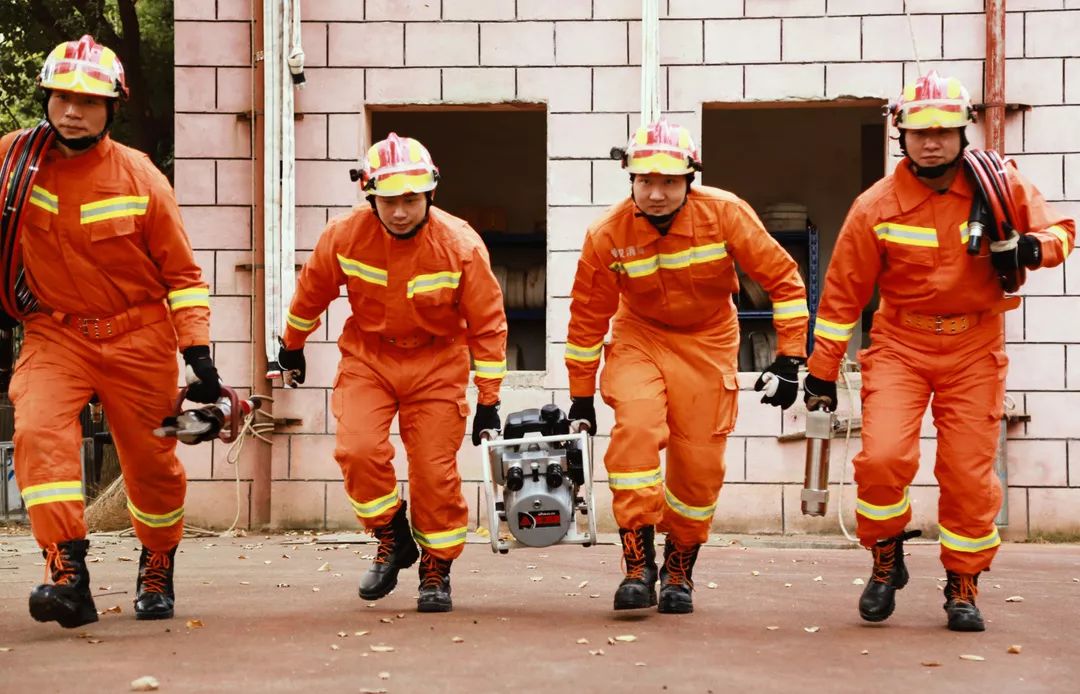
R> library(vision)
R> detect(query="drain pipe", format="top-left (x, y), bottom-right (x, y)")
top-left (985, 0), bottom-right (1010, 527)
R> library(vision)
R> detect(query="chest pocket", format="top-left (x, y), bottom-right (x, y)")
top-left (408, 268), bottom-right (461, 323)
top-left (83, 189), bottom-right (148, 268)
top-left (876, 222), bottom-right (939, 269)
top-left (337, 253), bottom-right (388, 321)
top-left (611, 254), bottom-right (664, 304)
top-left (22, 190), bottom-right (56, 233)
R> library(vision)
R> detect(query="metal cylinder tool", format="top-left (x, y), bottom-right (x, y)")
top-left (801, 406), bottom-right (834, 517)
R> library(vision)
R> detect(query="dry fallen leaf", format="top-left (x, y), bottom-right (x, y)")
top-left (784, 583), bottom-right (792, 588)
top-left (239, 581), bottom-right (250, 585)
top-left (87, 639), bottom-right (103, 644)
top-left (354, 630), bottom-right (370, 637)
top-left (530, 576), bottom-right (543, 582)
top-left (359, 689), bottom-right (387, 694)
top-left (1005, 595), bottom-right (1024, 603)
top-left (370, 645), bottom-right (395, 653)
top-left (852, 578), bottom-right (865, 585)
top-left (470, 569), bottom-right (481, 573)
top-left (276, 583), bottom-right (290, 588)
top-left (129, 676), bottom-right (159, 691)
top-left (330, 644), bottom-right (340, 651)
top-left (993, 584), bottom-right (1002, 589)
top-left (588, 594), bottom-right (600, 599)
top-left (0, 647), bottom-right (12, 652)
top-left (576, 638), bottom-right (589, 645)
top-left (263, 560), bottom-right (272, 565)
top-left (813, 576), bottom-right (823, 582)
top-left (561, 575), bottom-right (572, 580)
top-left (588, 649), bottom-right (605, 656)
top-left (578, 580), bottom-right (589, 589)
top-left (1007, 644), bottom-right (1022, 654)
top-left (860, 650), bottom-right (869, 655)
top-left (804, 626), bottom-right (820, 633)
top-left (766, 626), bottom-right (779, 631)
top-left (959, 654), bottom-right (985, 662)
top-left (607, 637), bottom-right (616, 645)
top-left (318, 562), bottom-right (331, 572)
top-left (98, 586), bottom-right (112, 591)
top-left (751, 570), bottom-right (760, 576)
top-left (395, 613), bottom-right (405, 619)
top-left (116, 556), bottom-right (134, 562)
top-left (922, 661), bottom-right (941, 668)
top-left (337, 632), bottom-right (348, 638)
top-left (378, 672), bottom-right (390, 680)
top-left (614, 635), bottom-right (638, 643)
top-left (311, 587), bottom-right (321, 593)
top-left (104, 605), bottom-right (122, 614)
top-left (706, 582), bottom-right (718, 589)
top-left (635, 662), bottom-right (646, 667)
top-left (186, 619), bottom-right (204, 629)
top-left (452, 636), bottom-right (464, 643)
top-left (379, 618), bottom-right (393, 624)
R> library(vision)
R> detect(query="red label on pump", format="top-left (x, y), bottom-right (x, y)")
top-left (518, 510), bottom-right (561, 529)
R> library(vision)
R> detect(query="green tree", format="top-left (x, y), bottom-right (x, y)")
top-left (0, 0), bottom-right (174, 174)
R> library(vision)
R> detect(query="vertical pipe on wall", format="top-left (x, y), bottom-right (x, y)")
top-left (984, 0), bottom-right (1007, 153)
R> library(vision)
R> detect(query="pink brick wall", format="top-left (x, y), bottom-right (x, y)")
top-left (174, 0), bottom-right (1080, 537)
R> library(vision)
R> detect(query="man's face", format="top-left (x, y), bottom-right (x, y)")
top-left (374, 192), bottom-right (428, 236)
top-left (48, 90), bottom-right (109, 141)
top-left (632, 174), bottom-right (687, 217)
top-left (904, 128), bottom-right (962, 170)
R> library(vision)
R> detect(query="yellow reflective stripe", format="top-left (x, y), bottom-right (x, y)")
top-left (287, 311), bottom-right (319, 332)
top-left (407, 271), bottom-right (461, 298)
top-left (474, 359), bottom-right (507, 379)
top-left (565, 341), bottom-right (603, 363)
top-left (664, 487), bottom-right (716, 521)
top-left (168, 287), bottom-right (210, 310)
top-left (126, 500), bottom-right (185, 528)
top-left (938, 524), bottom-right (1001, 553)
top-left (959, 221), bottom-right (970, 244)
top-left (21, 481), bottom-right (83, 508)
top-left (349, 487), bottom-right (399, 519)
top-left (773, 298), bottom-right (809, 320)
top-left (413, 526), bottom-right (468, 550)
top-left (609, 467), bottom-right (662, 491)
top-left (1045, 225), bottom-right (1071, 258)
top-left (855, 488), bottom-right (910, 521)
top-left (874, 222), bottom-right (939, 248)
top-left (610, 242), bottom-right (729, 278)
top-left (813, 317), bottom-right (857, 342)
top-left (28, 185), bottom-right (59, 214)
top-left (337, 254), bottom-right (388, 286)
top-left (80, 195), bottom-right (149, 224)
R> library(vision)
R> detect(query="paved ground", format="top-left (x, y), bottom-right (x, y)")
top-left (1, 530), bottom-right (1078, 693)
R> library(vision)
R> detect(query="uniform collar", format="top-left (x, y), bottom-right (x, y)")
top-left (631, 188), bottom-right (717, 238)
top-left (894, 156), bottom-right (973, 213)
top-left (45, 134), bottom-right (113, 167)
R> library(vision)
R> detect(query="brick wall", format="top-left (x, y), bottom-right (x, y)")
top-left (174, 0), bottom-right (1080, 538)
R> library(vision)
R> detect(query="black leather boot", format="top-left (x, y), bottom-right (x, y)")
top-left (613, 526), bottom-right (657, 610)
top-left (416, 551), bottom-right (452, 613)
top-left (359, 501), bottom-right (419, 600)
top-left (658, 539), bottom-right (699, 614)
top-left (944, 570), bottom-right (985, 632)
top-left (29, 539), bottom-right (99, 629)
top-left (135, 545), bottom-right (178, 620)
top-left (859, 529), bottom-right (922, 622)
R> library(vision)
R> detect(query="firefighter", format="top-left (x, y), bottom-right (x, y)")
top-left (804, 71), bottom-right (1075, 632)
top-left (2, 36), bottom-right (218, 627)
top-left (278, 133), bottom-right (506, 613)
top-left (564, 119), bottom-right (809, 614)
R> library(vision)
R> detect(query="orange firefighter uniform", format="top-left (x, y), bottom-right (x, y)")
top-left (1, 132), bottom-right (211, 552)
top-left (808, 160), bottom-right (1075, 574)
top-left (566, 187), bottom-right (809, 546)
top-left (282, 206), bottom-right (507, 561)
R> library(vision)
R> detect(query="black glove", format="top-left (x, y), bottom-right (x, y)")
top-left (803, 373), bottom-right (838, 413)
top-left (991, 233), bottom-right (1041, 272)
top-left (753, 355), bottom-right (804, 409)
top-left (471, 402), bottom-right (501, 446)
top-left (182, 345), bottom-right (222, 404)
top-left (567, 395), bottom-right (597, 436)
top-left (277, 341), bottom-right (306, 385)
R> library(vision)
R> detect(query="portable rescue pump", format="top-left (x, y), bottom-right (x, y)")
top-left (480, 404), bottom-right (597, 553)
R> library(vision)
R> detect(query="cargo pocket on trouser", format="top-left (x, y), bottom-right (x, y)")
top-left (713, 373), bottom-right (739, 436)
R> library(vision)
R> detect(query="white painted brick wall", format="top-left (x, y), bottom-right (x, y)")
top-left (442, 67), bottom-right (515, 101)
top-left (592, 158), bottom-right (629, 205)
top-left (704, 19), bottom-right (781, 64)
top-left (826, 0), bottom-right (902, 14)
top-left (593, 66), bottom-right (668, 112)
top-left (1010, 154), bottom-right (1066, 201)
top-left (746, 0), bottom-right (826, 17)
top-left (328, 23), bottom-right (404, 67)
top-left (1066, 59), bottom-right (1080, 103)
top-left (442, 0), bottom-right (514, 21)
top-left (941, 12), bottom-right (1025, 60)
top-left (746, 64), bottom-right (825, 100)
top-left (1065, 154), bottom-right (1080, 200)
top-left (548, 160), bottom-right (592, 205)
top-left (1025, 11), bottom-right (1080, 57)
top-left (1024, 106), bottom-right (1080, 153)
top-left (366, 0), bottom-right (440, 21)
top-left (405, 22), bottom-right (479, 66)
top-left (783, 17), bottom-right (861, 63)
top-left (548, 206), bottom-right (606, 251)
top-left (628, 20), bottom-right (705, 65)
top-left (668, 0), bottom-right (742, 18)
top-left (669, 65), bottom-right (742, 109)
top-left (516, 67), bottom-right (592, 111)
top-left (481, 22), bottom-right (554, 65)
top-left (556, 21), bottom-right (628, 66)
top-left (1007, 59), bottom-right (1065, 105)
top-left (548, 113), bottom-right (627, 158)
top-left (825, 62), bottom-right (902, 99)
top-left (907, 0), bottom-right (984, 13)
top-left (517, 0), bottom-right (591, 20)
top-left (365, 68), bottom-right (441, 102)
top-left (861, 15), bottom-right (943, 61)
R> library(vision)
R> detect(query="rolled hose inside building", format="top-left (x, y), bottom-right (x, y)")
top-left (0, 121), bottom-right (55, 326)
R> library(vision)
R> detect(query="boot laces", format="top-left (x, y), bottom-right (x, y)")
top-left (948, 574), bottom-right (978, 605)
top-left (621, 531), bottom-right (647, 580)
top-left (419, 553), bottom-right (448, 590)
top-left (141, 551), bottom-right (172, 595)
top-left (870, 541), bottom-right (897, 585)
top-left (664, 545), bottom-right (695, 588)
top-left (44, 543), bottom-right (76, 586)
top-left (371, 523), bottom-right (397, 566)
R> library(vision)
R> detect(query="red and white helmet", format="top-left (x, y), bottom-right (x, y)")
top-left (359, 133), bottom-right (439, 197)
top-left (38, 35), bottom-right (128, 100)
top-left (890, 70), bottom-right (974, 130)
top-left (620, 119), bottom-right (702, 176)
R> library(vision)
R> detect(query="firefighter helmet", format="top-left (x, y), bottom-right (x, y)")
top-left (891, 70), bottom-right (974, 130)
top-left (359, 133), bottom-right (440, 197)
top-left (38, 35), bottom-right (128, 100)
top-left (619, 119), bottom-right (702, 176)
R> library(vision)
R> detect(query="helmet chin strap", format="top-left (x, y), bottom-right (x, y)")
top-left (42, 92), bottom-right (115, 151)
top-left (899, 128), bottom-right (967, 180)
top-left (630, 176), bottom-right (692, 235)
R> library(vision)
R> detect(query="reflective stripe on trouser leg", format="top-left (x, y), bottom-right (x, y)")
top-left (852, 345), bottom-right (928, 549)
top-left (931, 340), bottom-right (1007, 575)
top-left (9, 319), bottom-right (96, 547)
top-left (96, 320), bottom-right (187, 552)
top-left (659, 437), bottom-right (725, 546)
top-left (332, 357), bottom-right (403, 530)
top-left (397, 345), bottom-right (471, 561)
top-left (600, 338), bottom-right (669, 531)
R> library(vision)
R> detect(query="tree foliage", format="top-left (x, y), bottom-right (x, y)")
top-left (0, 0), bottom-right (174, 174)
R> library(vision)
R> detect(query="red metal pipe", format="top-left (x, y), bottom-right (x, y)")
top-left (984, 0), bottom-right (1007, 153)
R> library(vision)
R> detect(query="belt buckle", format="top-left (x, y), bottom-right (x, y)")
top-left (933, 315), bottom-right (945, 335)
top-left (78, 317), bottom-right (114, 339)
